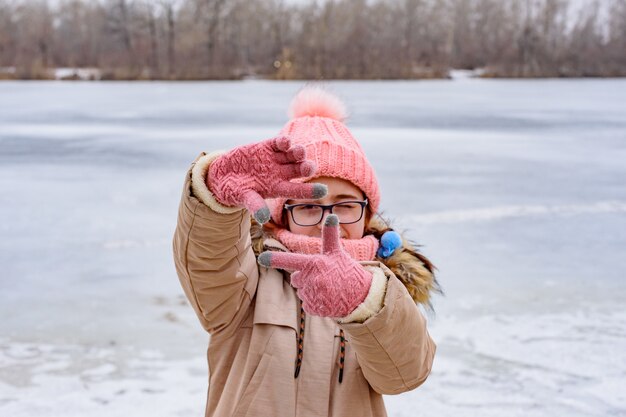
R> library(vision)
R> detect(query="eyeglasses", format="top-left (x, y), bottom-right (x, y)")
top-left (284, 199), bottom-right (368, 227)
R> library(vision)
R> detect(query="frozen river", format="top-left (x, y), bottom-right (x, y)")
top-left (1, 79), bottom-right (625, 416)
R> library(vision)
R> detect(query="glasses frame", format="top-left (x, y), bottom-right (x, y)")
top-left (284, 199), bottom-right (369, 227)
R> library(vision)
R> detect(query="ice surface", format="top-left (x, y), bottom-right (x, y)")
top-left (1, 79), bottom-right (625, 416)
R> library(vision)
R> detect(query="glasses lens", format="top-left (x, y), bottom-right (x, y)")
top-left (332, 202), bottom-right (364, 224)
top-left (292, 205), bottom-right (324, 226)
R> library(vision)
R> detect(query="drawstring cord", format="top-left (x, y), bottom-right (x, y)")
top-left (294, 306), bottom-right (305, 378)
top-left (293, 306), bottom-right (345, 384)
top-left (338, 329), bottom-right (345, 383)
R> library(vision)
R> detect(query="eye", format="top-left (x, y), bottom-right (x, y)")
top-left (335, 203), bottom-right (358, 210)
top-left (294, 204), bottom-right (320, 212)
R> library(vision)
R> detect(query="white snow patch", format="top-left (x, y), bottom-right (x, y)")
top-left (54, 68), bottom-right (102, 80)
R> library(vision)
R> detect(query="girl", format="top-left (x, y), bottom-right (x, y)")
top-left (173, 86), bottom-right (439, 417)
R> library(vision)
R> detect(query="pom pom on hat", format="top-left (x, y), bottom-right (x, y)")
top-left (288, 85), bottom-right (347, 122)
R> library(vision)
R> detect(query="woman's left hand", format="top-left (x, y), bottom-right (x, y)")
top-left (257, 214), bottom-right (372, 318)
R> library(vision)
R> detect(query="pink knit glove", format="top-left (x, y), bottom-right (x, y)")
top-left (257, 214), bottom-right (373, 318)
top-left (207, 136), bottom-right (328, 224)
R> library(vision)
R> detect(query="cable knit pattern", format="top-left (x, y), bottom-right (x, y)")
top-left (338, 266), bottom-right (387, 323)
top-left (206, 136), bottom-right (328, 224)
top-left (191, 150), bottom-right (243, 214)
top-left (258, 215), bottom-right (374, 318)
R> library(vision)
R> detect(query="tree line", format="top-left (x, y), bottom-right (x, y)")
top-left (0, 0), bottom-right (625, 80)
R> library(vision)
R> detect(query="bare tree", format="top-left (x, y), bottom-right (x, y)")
top-left (1, 0), bottom-right (624, 79)
top-left (162, 0), bottom-right (178, 78)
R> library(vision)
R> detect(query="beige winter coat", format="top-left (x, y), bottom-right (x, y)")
top-left (172, 152), bottom-right (436, 417)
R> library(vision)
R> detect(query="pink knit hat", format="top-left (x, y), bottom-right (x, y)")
top-left (267, 86), bottom-right (380, 225)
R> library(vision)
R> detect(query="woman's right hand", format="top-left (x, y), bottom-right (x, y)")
top-left (207, 136), bottom-right (327, 224)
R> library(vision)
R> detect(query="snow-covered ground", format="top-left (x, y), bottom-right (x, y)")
top-left (1, 79), bottom-right (625, 416)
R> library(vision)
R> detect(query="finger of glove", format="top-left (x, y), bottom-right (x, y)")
top-left (273, 145), bottom-right (306, 164)
top-left (258, 251), bottom-right (313, 271)
top-left (278, 161), bottom-right (316, 179)
top-left (268, 136), bottom-right (292, 152)
top-left (322, 214), bottom-right (342, 254)
top-left (241, 189), bottom-right (271, 224)
top-left (273, 181), bottom-right (328, 200)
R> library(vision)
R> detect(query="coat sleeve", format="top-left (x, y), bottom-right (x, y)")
top-left (172, 151), bottom-right (259, 337)
top-left (338, 262), bottom-right (436, 395)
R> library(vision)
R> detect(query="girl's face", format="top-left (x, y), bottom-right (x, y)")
top-left (286, 176), bottom-right (367, 239)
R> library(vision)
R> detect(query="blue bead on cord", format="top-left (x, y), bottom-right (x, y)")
top-left (376, 230), bottom-right (402, 258)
